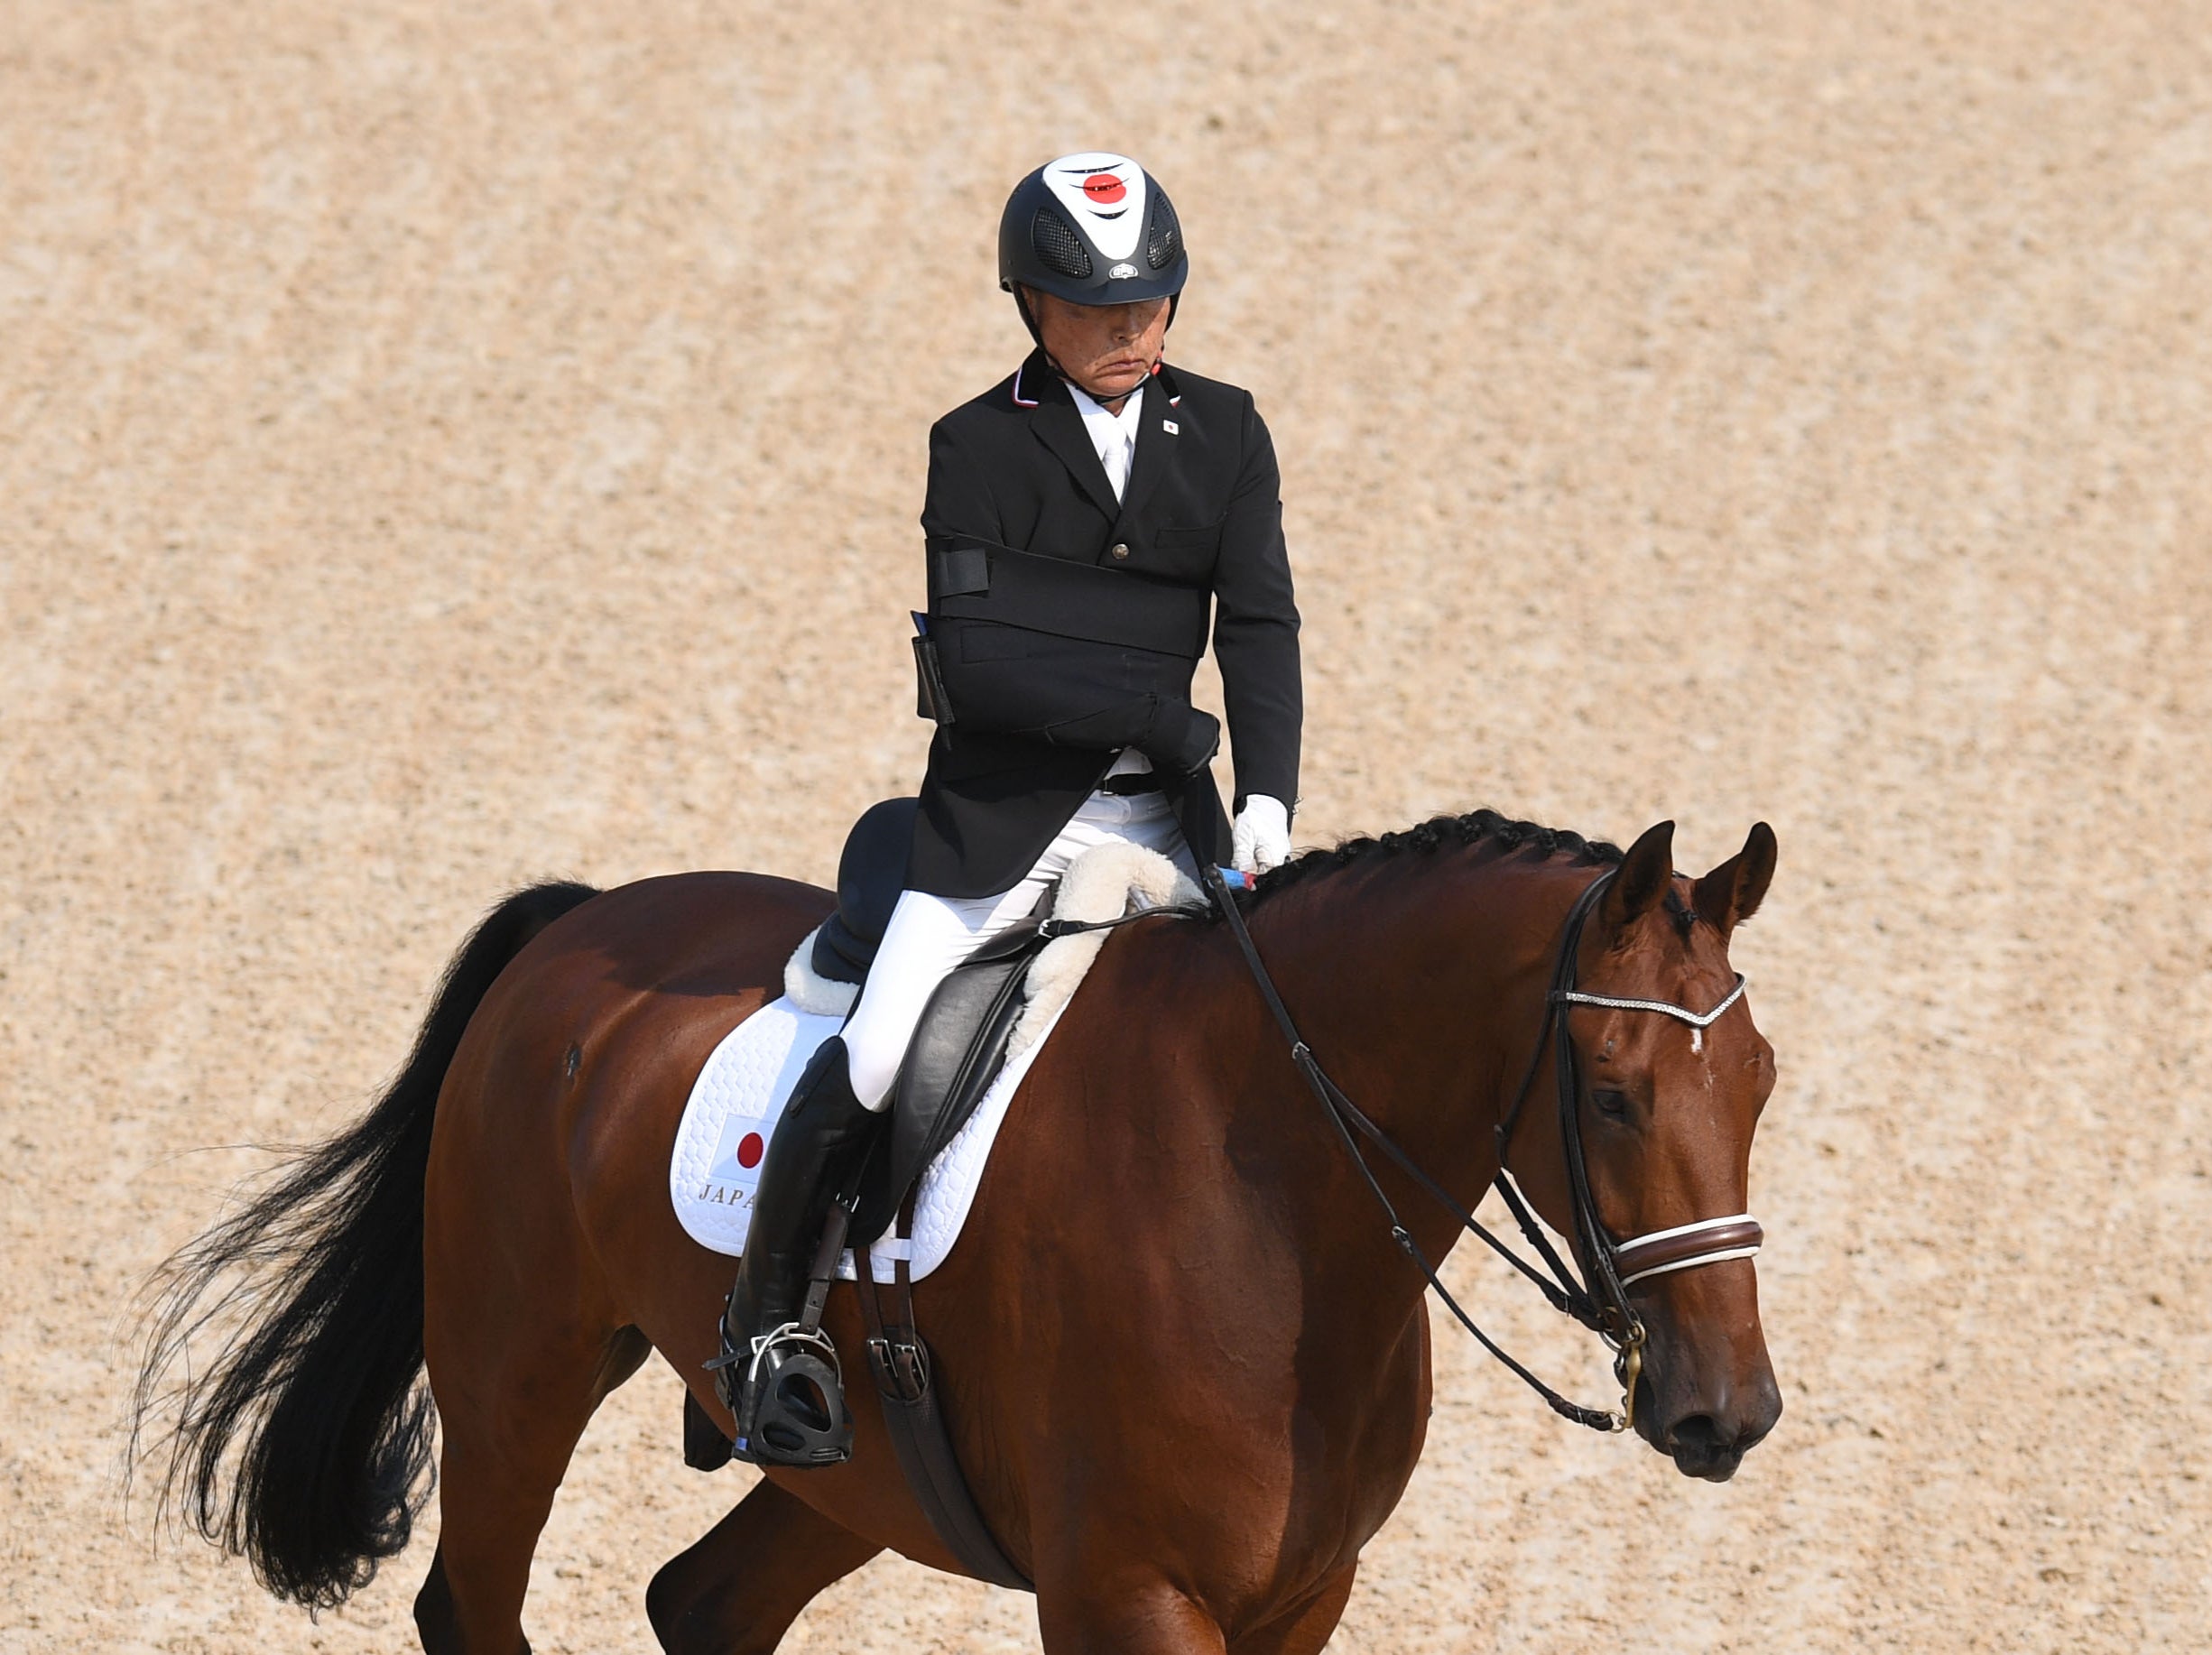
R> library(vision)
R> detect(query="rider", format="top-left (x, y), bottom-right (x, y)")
top-left (717, 152), bottom-right (1304, 1465)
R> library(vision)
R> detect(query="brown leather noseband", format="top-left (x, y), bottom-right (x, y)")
top-left (1612, 1215), bottom-right (1765, 1286)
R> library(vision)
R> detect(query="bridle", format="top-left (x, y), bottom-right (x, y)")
top-left (1476, 868), bottom-right (1766, 1428)
top-left (1203, 862), bottom-right (1766, 1433)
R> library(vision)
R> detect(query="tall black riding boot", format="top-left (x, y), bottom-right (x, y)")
top-left (711, 1035), bottom-right (880, 1466)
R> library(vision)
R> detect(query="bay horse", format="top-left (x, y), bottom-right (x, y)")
top-left (133, 809), bottom-right (1782, 1654)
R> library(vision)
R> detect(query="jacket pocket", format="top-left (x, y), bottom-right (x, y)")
top-left (957, 623), bottom-right (1034, 663)
top-left (1150, 522), bottom-right (1225, 578)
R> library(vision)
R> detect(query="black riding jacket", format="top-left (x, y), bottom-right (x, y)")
top-left (906, 350), bottom-right (1302, 898)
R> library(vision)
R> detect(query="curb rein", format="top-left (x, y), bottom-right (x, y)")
top-left (1180, 863), bottom-right (1763, 1436)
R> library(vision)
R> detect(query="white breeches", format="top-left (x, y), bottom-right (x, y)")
top-left (841, 788), bottom-right (1200, 1110)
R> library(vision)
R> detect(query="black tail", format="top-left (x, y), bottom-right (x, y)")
top-left (129, 880), bottom-right (600, 1610)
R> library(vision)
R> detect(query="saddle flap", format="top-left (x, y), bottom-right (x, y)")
top-left (848, 909), bottom-right (1049, 1244)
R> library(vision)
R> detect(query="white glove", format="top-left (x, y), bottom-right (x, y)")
top-left (1231, 794), bottom-right (1292, 875)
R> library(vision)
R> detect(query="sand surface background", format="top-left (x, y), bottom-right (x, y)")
top-left (4, 3), bottom-right (2208, 1650)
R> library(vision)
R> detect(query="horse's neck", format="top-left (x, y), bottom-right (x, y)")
top-left (1245, 857), bottom-right (1578, 1263)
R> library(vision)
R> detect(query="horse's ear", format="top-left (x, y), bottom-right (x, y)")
top-left (1603, 820), bottom-right (1675, 931)
top-left (1692, 821), bottom-right (1779, 939)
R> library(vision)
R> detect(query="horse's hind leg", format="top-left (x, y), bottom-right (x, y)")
top-left (413, 1318), bottom-right (651, 1654)
top-left (646, 1475), bottom-right (883, 1655)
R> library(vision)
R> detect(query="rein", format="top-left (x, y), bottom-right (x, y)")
top-left (1184, 862), bottom-right (1763, 1435)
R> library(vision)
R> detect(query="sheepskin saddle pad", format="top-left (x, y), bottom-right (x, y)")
top-left (669, 841), bottom-right (1199, 1283)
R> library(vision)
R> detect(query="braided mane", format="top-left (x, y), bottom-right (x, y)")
top-left (1243, 807), bottom-right (1624, 910)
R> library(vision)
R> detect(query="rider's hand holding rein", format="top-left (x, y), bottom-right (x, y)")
top-left (1233, 792), bottom-right (1292, 874)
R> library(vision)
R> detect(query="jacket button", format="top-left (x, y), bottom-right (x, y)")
top-left (1110, 542), bottom-right (1130, 560)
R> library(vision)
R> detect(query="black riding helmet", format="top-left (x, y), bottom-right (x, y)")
top-left (999, 153), bottom-right (1188, 339)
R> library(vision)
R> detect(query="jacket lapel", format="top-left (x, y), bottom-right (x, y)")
top-left (1021, 353), bottom-right (1124, 524)
top-left (1111, 361), bottom-right (1182, 538)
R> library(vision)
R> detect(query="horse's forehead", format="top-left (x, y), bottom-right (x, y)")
top-left (1594, 913), bottom-right (1762, 1068)
top-left (1622, 893), bottom-right (1734, 991)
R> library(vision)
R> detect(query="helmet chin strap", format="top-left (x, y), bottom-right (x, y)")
top-left (1013, 286), bottom-right (1045, 347)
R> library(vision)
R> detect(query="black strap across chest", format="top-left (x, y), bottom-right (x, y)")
top-left (929, 535), bottom-right (1211, 660)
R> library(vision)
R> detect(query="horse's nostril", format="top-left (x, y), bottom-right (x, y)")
top-left (1665, 1410), bottom-right (1749, 1481)
top-left (1669, 1413), bottom-right (1727, 1453)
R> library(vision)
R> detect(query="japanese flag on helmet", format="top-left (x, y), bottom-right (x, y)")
top-left (1041, 155), bottom-right (1148, 265)
top-left (998, 151), bottom-right (1188, 307)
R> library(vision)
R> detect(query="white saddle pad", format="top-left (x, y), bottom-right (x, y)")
top-left (668, 840), bottom-right (1199, 1284)
top-left (669, 993), bottom-right (1068, 1284)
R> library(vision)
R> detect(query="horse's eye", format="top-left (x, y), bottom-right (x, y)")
top-left (1593, 1089), bottom-right (1631, 1118)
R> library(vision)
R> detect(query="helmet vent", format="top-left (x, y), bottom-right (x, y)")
top-left (1146, 199), bottom-right (1182, 271)
top-left (1031, 208), bottom-right (1093, 281)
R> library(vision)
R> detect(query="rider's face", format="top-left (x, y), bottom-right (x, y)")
top-left (1023, 289), bottom-right (1171, 407)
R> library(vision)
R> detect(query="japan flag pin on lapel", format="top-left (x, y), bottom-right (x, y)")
top-left (1162, 419), bottom-right (1180, 435)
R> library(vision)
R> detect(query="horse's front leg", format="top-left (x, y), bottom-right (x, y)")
top-left (1035, 1573), bottom-right (1228, 1655)
top-left (1226, 1564), bottom-right (1359, 1655)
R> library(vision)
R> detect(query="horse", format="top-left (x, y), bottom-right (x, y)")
top-left (132, 809), bottom-right (1782, 1654)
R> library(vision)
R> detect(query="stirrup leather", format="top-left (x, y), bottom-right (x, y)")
top-left (709, 1315), bottom-right (856, 1467)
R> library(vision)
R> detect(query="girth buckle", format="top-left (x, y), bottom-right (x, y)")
top-left (865, 1331), bottom-right (930, 1403)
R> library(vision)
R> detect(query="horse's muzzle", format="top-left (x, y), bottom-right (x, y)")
top-left (1649, 1370), bottom-right (1782, 1482)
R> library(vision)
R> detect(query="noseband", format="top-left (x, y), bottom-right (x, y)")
top-left (1198, 863), bottom-right (1764, 1434)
